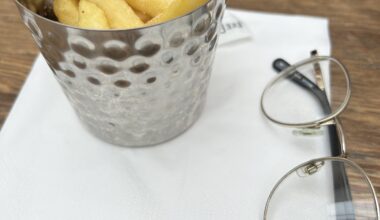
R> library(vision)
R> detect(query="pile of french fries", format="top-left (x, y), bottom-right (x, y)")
top-left (53, 0), bottom-right (208, 29)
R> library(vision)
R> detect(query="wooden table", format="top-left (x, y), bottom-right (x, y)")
top-left (1, 0), bottom-right (379, 203)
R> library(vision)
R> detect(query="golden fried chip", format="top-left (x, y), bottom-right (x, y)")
top-left (134, 9), bottom-right (152, 23)
top-left (53, 0), bottom-right (79, 26)
top-left (87, 0), bottom-right (143, 29)
top-left (147, 0), bottom-right (208, 25)
top-left (126, 0), bottom-right (172, 17)
top-left (78, 0), bottom-right (110, 29)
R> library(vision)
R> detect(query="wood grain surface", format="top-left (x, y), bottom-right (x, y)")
top-left (1, 0), bottom-right (379, 203)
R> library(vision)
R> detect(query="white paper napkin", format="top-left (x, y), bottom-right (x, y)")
top-left (218, 11), bottom-right (252, 45)
top-left (0, 9), bottom-right (332, 220)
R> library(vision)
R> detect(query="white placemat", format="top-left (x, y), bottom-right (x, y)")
top-left (0, 9), bottom-right (331, 220)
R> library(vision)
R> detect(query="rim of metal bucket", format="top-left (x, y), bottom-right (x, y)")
top-left (14, 0), bottom-right (220, 32)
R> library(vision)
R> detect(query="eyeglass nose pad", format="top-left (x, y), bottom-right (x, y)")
top-left (296, 161), bottom-right (325, 177)
top-left (292, 127), bottom-right (324, 136)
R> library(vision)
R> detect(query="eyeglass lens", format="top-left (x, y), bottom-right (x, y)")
top-left (265, 158), bottom-right (378, 220)
top-left (261, 58), bottom-right (349, 125)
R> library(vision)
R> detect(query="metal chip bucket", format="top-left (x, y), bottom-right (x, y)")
top-left (14, 0), bottom-right (226, 146)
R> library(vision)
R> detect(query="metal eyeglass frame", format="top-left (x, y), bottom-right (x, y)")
top-left (260, 54), bottom-right (380, 219)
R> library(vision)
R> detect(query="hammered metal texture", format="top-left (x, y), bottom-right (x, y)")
top-left (15, 0), bottom-right (226, 147)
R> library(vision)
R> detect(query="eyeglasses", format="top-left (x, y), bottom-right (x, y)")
top-left (260, 51), bottom-right (379, 220)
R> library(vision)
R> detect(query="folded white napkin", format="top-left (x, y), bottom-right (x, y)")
top-left (0, 9), bottom-right (331, 220)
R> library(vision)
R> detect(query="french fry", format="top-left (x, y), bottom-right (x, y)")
top-left (125, 0), bottom-right (172, 17)
top-left (53, 0), bottom-right (79, 26)
top-left (78, 0), bottom-right (110, 29)
top-left (87, 0), bottom-right (143, 29)
top-left (134, 9), bottom-right (152, 23)
top-left (147, 0), bottom-right (208, 25)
